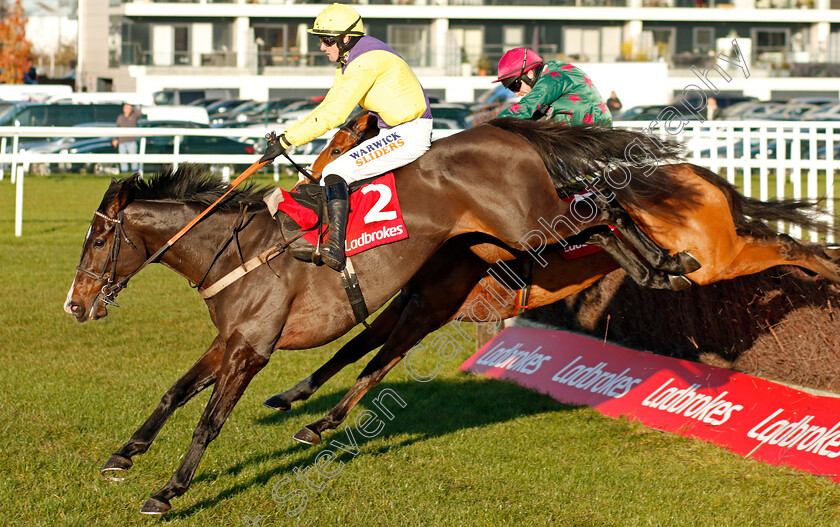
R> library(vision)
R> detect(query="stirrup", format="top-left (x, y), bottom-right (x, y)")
top-left (289, 237), bottom-right (317, 263)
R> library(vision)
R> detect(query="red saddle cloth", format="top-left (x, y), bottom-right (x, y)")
top-left (276, 172), bottom-right (409, 257)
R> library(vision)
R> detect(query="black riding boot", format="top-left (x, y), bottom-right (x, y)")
top-left (319, 175), bottom-right (349, 271)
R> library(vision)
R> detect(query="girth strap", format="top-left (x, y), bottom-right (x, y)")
top-left (513, 259), bottom-right (535, 315)
top-left (340, 257), bottom-right (370, 328)
top-left (200, 244), bottom-right (283, 299)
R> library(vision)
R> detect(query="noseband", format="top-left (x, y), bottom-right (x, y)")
top-left (76, 210), bottom-right (144, 308)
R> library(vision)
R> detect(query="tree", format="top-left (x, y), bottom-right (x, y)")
top-left (0, 0), bottom-right (33, 83)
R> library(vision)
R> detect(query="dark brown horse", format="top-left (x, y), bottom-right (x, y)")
top-left (65, 120), bottom-right (694, 514)
top-left (263, 113), bottom-right (840, 442)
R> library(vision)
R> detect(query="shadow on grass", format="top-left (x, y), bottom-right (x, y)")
top-left (169, 373), bottom-right (573, 519)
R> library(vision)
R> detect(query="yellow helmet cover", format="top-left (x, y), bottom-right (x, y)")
top-left (309, 4), bottom-right (365, 37)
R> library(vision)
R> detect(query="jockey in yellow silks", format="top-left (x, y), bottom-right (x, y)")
top-left (261, 3), bottom-right (432, 272)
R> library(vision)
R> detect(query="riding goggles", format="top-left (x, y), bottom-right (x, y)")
top-left (502, 75), bottom-right (524, 93)
top-left (319, 35), bottom-right (340, 47)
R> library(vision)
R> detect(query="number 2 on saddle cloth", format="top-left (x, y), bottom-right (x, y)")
top-left (272, 172), bottom-right (409, 257)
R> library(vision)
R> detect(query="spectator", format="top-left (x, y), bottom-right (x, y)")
top-left (22, 59), bottom-right (37, 84)
top-left (706, 96), bottom-right (719, 120)
top-left (112, 103), bottom-right (141, 174)
top-left (606, 91), bottom-right (622, 115)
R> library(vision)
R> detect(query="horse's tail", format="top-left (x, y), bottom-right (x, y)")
top-left (684, 163), bottom-right (840, 240)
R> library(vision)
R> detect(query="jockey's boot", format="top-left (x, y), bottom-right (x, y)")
top-left (319, 175), bottom-right (349, 271)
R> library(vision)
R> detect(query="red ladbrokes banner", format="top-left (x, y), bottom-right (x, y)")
top-left (460, 327), bottom-right (840, 482)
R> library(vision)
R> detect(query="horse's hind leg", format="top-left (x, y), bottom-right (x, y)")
top-left (604, 205), bottom-right (701, 275)
top-left (587, 231), bottom-right (691, 291)
top-left (263, 291), bottom-right (410, 411)
top-left (292, 247), bottom-right (487, 445)
top-left (141, 330), bottom-right (270, 514)
top-left (101, 334), bottom-right (225, 481)
top-left (690, 235), bottom-right (840, 285)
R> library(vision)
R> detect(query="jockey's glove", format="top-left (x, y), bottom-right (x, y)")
top-left (259, 131), bottom-right (292, 164)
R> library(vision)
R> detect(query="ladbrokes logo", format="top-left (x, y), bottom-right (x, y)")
top-left (349, 133), bottom-right (404, 166)
top-left (345, 225), bottom-right (405, 252)
top-left (475, 341), bottom-right (551, 375)
top-left (641, 378), bottom-right (743, 426)
top-left (748, 409), bottom-right (840, 458)
top-left (550, 356), bottom-right (641, 398)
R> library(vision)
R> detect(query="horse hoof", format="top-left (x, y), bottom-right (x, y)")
top-left (823, 244), bottom-right (840, 260)
top-left (101, 454), bottom-right (133, 482)
top-left (262, 394), bottom-right (292, 411)
top-left (678, 251), bottom-right (702, 273)
top-left (293, 426), bottom-right (322, 445)
top-left (669, 275), bottom-right (692, 291)
top-left (139, 496), bottom-right (171, 515)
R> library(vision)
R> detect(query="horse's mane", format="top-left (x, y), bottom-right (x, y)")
top-left (100, 163), bottom-right (273, 211)
top-left (486, 117), bottom-right (687, 207)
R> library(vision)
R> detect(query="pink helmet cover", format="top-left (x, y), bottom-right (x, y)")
top-left (494, 47), bottom-right (543, 83)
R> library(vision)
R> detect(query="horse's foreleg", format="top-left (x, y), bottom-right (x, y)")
top-left (101, 334), bottom-right (226, 481)
top-left (140, 331), bottom-right (270, 515)
top-left (604, 205), bottom-right (701, 275)
top-left (587, 231), bottom-right (691, 291)
top-left (263, 291), bottom-right (410, 411)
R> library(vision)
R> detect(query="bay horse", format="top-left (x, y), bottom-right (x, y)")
top-left (64, 120), bottom-right (692, 514)
top-left (263, 113), bottom-right (840, 443)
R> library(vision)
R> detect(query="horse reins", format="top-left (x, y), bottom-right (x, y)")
top-left (80, 147), bottom-right (325, 307)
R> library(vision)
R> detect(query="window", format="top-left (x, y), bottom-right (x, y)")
top-left (693, 27), bottom-right (715, 53)
top-left (389, 25), bottom-right (432, 67)
top-left (503, 26), bottom-right (524, 49)
top-left (450, 26), bottom-right (484, 69)
top-left (752, 28), bottom-right (789, 65)
top-left (109, 17), bottom-right (121, 68)
top-left (174, 26), bottom-right (190, 65)
top-left (121, 22), bottom-right (151, 66)
top-left (563, 27), bottom-right (601, 62)
top-left (254, 24), bottom-right (300, 67)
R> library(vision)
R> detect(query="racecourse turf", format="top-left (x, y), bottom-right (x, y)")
top-left (2, 172), bottom-right (840, 526)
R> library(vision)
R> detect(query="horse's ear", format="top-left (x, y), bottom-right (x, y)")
top-left (105, 178), bottom-right (132, 216)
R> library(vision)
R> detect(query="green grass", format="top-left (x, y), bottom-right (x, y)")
top-left (3, 173), bottom-right (840, 526)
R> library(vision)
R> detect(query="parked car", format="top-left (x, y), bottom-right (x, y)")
top-left (762, 103), bottom-right (822, 121)
top-left (59, 121), bottom-right (255, 174)
top-left (801, 102), bottom-right (840, 121)
top-left (210, 100), bottom-right (263, 126)
top-left (228, 98), bottom-right (307, 124)
top-left (0, 100), bottom-right (37, 126)
top-left (205, 98), bottom-right (254, 117)
top-left (430, 103), bottom-right (473, 129)
top-left (188, 97), bottom-right (224, 108)
top-left (615, 103), bottom-right (704, 122)
top-left (4, 102), bottom-right (124, 127)
top-left (739, 101), bottom-right (786, 120)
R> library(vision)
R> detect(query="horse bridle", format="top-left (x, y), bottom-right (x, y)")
top-left (76, 210), bottom-right (145, 308)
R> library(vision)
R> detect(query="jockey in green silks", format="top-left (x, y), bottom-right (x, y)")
top-left (495, 47), bottom-right (612, 127)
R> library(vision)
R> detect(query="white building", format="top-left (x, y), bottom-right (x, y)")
top-left (79, 0), bottom-right (840, 107)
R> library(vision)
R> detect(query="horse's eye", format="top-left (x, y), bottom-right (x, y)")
top-left (92, 239), bottom-right (106, 248)
top-left (330, 148), bottom-right (342, 156)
